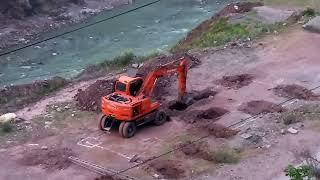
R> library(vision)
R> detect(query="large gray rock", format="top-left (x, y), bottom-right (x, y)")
top-left (303, 16), bottom-right (320, 33)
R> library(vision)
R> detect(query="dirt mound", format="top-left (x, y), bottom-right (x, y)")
top-left (196, 107), bottom-right (229, 119)
top-left (273, 84), bottom-right (319, 100)
top-left (173, 2), bottom-right (263, 51)
top-left (216, 74), bottom-right (254, 89)
top-left (180, 107), bottom-right (228, 124)
top-left (204, 123), bottom-right (239, 138)
top-left (147, 159), bottom-right (185, 179)
top-left (94, 175), bottom-right (125, 180)
top-left (238, 100), bottom-right (286, 115)
top-left (192, 88), bottom-right (217, 101)
top-left (18, 147), bottom-right (75, 171)
top-left (74, 79), bottom-right (115, 111)
top-left (0, 76), bottom-right (68, 114)
top-left (180, 141), bottom-right (213, 161)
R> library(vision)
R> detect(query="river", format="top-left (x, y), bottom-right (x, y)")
top-left (0, 0), bottom-right (238, 86)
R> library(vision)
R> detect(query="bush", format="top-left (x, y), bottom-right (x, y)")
top-left (303, 8), bottom-right (316, 17)
top-left (1, 122), bottom-right (13, 133)
top-left (285, 165), bottom-right (312, 180)
top-left (211, 149), bottom-right (240, 164)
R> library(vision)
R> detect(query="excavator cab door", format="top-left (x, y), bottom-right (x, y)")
top-left (129, 78), bottom-right (143, 96)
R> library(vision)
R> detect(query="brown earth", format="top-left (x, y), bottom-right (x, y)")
top-left (74, 79), bottom-right (115, 111)
top-left (172, 2), bottom-right (263, 51)
top-left (94, 175), bottom-right (126, 180)
top-left (273, 84), bottom-right (319, 100)
top-left (147, 159), bottom-right (185, 179)
top-left (17, 147), bottom-right (75, 171)
top-left (238, 100), bottom-right (286, 115)
top-left (216, 74), bottom-right (255, 90)
top-left (180, 141), bottom-right (213, 161)
top-left (0, 76), bottom-right (68, 114)
top-left (180, 107), bottom-right (229, 124)
top-left (204, 123), bottom-right (239, 138)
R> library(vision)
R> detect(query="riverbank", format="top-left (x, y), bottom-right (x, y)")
top-left (1, 1), bottom-right (320, 180)
top-left (0, 0), bottom-right (131, 50)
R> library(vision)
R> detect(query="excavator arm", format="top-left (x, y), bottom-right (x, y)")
top-left (137, 57), bottom-right (188, 100)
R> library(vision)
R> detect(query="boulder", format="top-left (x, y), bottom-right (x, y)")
top-left (0, 113), bottom-right (17, 124)
top-left (303, 16), bottom-right (320, 33)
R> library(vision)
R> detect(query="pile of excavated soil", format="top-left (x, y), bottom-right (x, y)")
top-left (147, 159), bottom-right (185, 179)
top-left (74, 79), bottom-right (114, 111)
top-left (204, 123), bottom-right (239, 138)
top-left (173, 2), bottom-right (263, 51)
top-left (18, 147), bottom-right (75, 170)
top-left (94, 175), bottom-right (125, 180)
top-left (180, 107), bottom-right (229, 124)
top-left (216, 74), bottom-right (254, 89)
top-left (238, 100), bottom-right (286, 115)
top-left (180, 141), bottom-right (213, 161)
top-left (0, 76), bottom-right (68, 114)
top-left (273, 84), bottom-right (319, 100)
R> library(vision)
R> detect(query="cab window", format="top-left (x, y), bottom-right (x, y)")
top-left (115, 81), bottom-right (126, 92)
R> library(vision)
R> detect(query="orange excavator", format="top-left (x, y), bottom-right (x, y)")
top-left (99, 57), bottom-right (188, 138)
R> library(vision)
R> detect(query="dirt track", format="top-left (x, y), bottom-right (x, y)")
top-left (1, 24), bottom-right (320, 180)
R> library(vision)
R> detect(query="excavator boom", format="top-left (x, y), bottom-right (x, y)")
top-left (138, 57), bottom-right (188, 100)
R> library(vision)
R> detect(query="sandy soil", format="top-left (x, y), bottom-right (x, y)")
top-left (1, 19), bottom-right (320, 180)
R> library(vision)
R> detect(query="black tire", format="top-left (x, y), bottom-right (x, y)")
top-left (122, 122), bottom-right (136, 138)
top-left (119, 121), bottom-right (125, 137)
top-left (154, 111), bottom-right (167, 126)
top-left (99, 115), bottom-right (108, 131)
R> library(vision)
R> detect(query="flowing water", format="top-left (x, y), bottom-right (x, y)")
top-left (0, 0), bottom-right (238, 86)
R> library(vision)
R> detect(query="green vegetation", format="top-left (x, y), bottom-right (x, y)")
top-left (0, 122), bottom-right (13, 133)
top-left (211, 149), bottom-right (240, 164)
top-left (174, 18), bottom-right (285, 51)
top-left (303, 8), bottom-right (316, 17)
top-left (191, 19), bottom-right (250, 48)
top-left (285, 165), bottom-right (313, 180)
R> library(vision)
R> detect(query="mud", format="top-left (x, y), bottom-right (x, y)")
top-left (238, 100), bottom-right (286, 115)
top-left (74, 79), bottom-right (115, 111)
top-left (17, 147), bottom-right (75, 171)
top-left (192, 88), bottom-right (217, 101)
top-left (273, 84), bottom-right (319, 100)
top-left (204, 123), bottom-right (239, 138)
top-left (180, 141), bottom-right (213, 161)
top-left (0, 76), bottom-right (68, 114)
top-left (173, 2), bottom-right (263, 51)
top-left (147, 159), bottom-right (185, 179)
top-left (216, 74), bottom-right (254, 90)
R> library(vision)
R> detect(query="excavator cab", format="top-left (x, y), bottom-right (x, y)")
top-left (114, 76), bottom-right (143, 97)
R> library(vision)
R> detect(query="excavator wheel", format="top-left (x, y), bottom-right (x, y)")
top-left (154, 111), bottom-right (167, 126)
top-left (118, 121), bottom-right (125, 136)
top-left (120, 122), bottom-right (137, 138)
top-left (99, 115), bottom-right (108, 131)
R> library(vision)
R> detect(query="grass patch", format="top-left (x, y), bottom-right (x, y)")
top-left (211, 149), bottom-right (240, 164)
top-left (174, 18), bottom-right (285, 51)
top-left (191, 19), bottom-right (250, 48)
top-left (76, 50), bottom-right (161, 80)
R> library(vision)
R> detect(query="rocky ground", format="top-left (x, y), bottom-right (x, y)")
top-left (0, 0), bottom-right (131, 50)
top-left (1, 2), bottom-right (320, 180)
